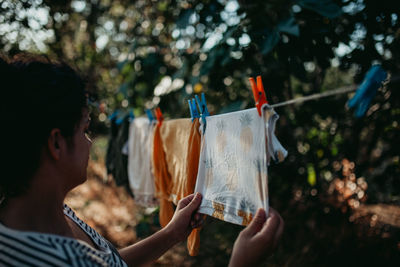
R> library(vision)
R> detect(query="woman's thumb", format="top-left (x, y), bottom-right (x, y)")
top-left (183, 192), bottom-right (202, 213)
top-left (243, 208), bottom-right (267, 236)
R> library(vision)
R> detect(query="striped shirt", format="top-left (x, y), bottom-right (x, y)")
top-left (0, 204), bottom-right (128, 267)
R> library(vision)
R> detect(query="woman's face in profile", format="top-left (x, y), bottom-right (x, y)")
top-left (65, 109), bottom-right (92, 187)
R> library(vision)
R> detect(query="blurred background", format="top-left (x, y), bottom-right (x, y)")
top-left (1, 0), bottom-right (399, 266)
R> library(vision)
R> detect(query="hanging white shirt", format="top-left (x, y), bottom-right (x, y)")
top-left (127, 117), bottom-right (158, 206)
top-left (194, 104), bottom-right (287, 225)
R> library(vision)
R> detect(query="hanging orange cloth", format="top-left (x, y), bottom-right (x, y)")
top-left (152, 123), bottom-right (174, 228)
top-left (153, 118), bottom-right (202, 256)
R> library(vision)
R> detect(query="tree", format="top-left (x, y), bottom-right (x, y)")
top-left (1, 0), bottom-right (399, 265)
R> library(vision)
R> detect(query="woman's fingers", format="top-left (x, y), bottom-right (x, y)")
top-left (176, 193), bottom-right (195, 209)
top-left (254, 208), bottom-right (281, 243)
top-left (242, 208), bottom-right (267, 237)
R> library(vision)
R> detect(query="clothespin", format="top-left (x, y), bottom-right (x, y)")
top-left (188, 98), bottom-right (200, 121)
top-left (145, 109), bottom-right (154, 122)
top-left (195, 93), bottom-right (209, 132)
top-left (129, 109), bottom-right (135, 119)
top-left (108, 110), bottom-right (119, 121)
top-left (116, 111), bottom-right (125, 125)
top-left (195, 93), bottom-right (210, 116)
top-left (155, 107), bottom-right (164, 126)
top-left (347, 65), bottom-right (387, 117)
top-left (249, 76), bottom-right (268, 116)
top-left (128, 109), bottom-right (135, 122)
top-left (192, 98), bottom-right (201, 119)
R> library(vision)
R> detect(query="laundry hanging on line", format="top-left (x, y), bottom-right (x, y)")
top-left (127, 117), bottom-right (158, 206)
top-left (194, 104), bottom-right (287, 226)
top-left (104, 64), bottom-right (390, 255)
top-left (105, 64), bottom-right (390, 195)
top-left (152, 117), bottom-right (202, 256)
top-left (105, 112), bottom-right (133, 195)
top-left (105, 103), bottom-right (287, 256)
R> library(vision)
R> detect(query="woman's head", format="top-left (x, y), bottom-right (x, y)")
top-left (0, 53), bottom-right (88, 201)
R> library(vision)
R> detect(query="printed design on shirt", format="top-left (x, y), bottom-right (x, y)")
top-left (223, 152), bottom-right (238, 190)
top-left (239, 112), bottom-right (254, 153)
top-left (206, 172), bottom-right (231, 199)
top-left (237, 189), bottom-right (257, 225)
top-left (216, 120), bottom-right (227, 153)
top-left (212, 201), bottom-right (225, 220)
top-left (237, 210), bottom-right (254, 226)
top-left (212, 195), bottom-right (226, 221)
top-left (239, 194), bottom-right (257, 213)
top-left (204, 157), bottom-right (214, 188)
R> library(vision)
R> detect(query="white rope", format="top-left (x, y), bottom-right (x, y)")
top-left (270, 74), bottom-right (397, 109)
top-left (270, 85), bottom-right (357, 108)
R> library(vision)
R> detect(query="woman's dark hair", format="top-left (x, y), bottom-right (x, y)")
top-left (0, 53), bottom-right (88, 201)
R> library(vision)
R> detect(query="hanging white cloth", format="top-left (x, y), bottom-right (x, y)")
top-left (194, 104), bottom-right (287, 225)
top-left (127, 117), bottom-right (158, 206)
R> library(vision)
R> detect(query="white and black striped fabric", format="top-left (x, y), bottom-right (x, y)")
top-left (0, 204), bottom-right (128, 267)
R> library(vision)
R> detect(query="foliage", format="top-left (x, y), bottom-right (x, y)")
top-left (1, 0), bottom-right (399, 265)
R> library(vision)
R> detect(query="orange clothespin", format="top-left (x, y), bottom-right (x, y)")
top-left (249, 75), bottom-right (268, 116)
top-left (155, 107), bottom-right (164, 126)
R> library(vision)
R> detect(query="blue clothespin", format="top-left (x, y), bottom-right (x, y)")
top-left (145, 109), bottom-right (154, 122)
top-left (108, 110), bottom-right (119, 121)
top-left (188, 98), bottom-right (200, 121)
top-left (195, 93), bottom-right (209, 132)
top-left (192, 99), bottom-right (200, 119)
top-left (116, 113), bottom-right (125, 125)
top-left (195, 93), bottom-right (210, 116)
top-left (128, 109), bottom-right (135, 122)
top-left (110, 110), bottom-right (125, 125)
top-left (347, 65), bottom-right (387, 117)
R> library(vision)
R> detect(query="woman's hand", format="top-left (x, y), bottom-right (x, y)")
top-left (229, 208), bottom-right (284, 267)
top-left (119, 193), bottom-right (204, 266)
top-left (165, 192), bottom-right (204, 243)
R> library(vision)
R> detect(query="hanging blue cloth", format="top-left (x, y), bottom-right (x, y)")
top-left (347, 65), bottom-right (387, 117)
top-left (108, 110), bottom-right (119, 120)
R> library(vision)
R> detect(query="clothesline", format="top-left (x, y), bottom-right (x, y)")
top-left (270, 85), bottom-right (357, 108)
top-left (107, 103), bottom-right (287, 256)
top-left (270, 73), bottom-right (398, 109)
top-left (106, 70), bottom-right (395, 257)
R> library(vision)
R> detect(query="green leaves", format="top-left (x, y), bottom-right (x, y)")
top-left (277, 16), bottom-right (300, 37)
top-left (297, 0), bottom-right (343, 18)
top-left (307, 164), bottom-right (317, 186)
top-left (176, 9), bottom-right (195, 29)
top-left (260, 29), bottom-right (280, 55)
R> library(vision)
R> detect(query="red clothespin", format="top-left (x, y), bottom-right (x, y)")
top-left (249, 76), bottom-right (268, 116)
top-left (155, 107), bottom-right (164, 126)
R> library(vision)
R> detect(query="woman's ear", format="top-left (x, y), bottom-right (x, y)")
top-left (47, 129), bottom-right (64, 160)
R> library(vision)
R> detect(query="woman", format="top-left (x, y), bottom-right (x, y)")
top-left (0, 53), bottom-right (283, 266)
